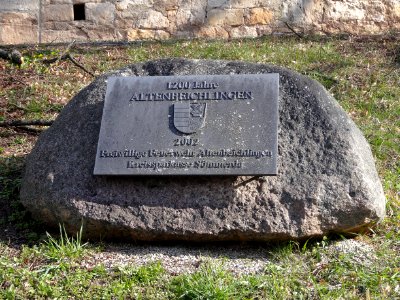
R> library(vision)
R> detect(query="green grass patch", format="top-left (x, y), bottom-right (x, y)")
top-left (42, 224), bottom-right (88, 262)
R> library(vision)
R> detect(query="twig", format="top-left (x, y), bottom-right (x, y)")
top-left (233, 176), bottom-right (260, 188)
top-left (67, 54), bottom-right (95, 77)
top-left (11, 77), bottom-right (28, 85)
top-left (8, 103), bottom-right (27, 111)
top-left (13, 126), bottom-right (44, 134)
top-left (41, 53), bottom-right (94, 76)
top-left (42, 54), bottom-right (69, 64)
top-left (284, 22), bottom-right (304, 39)
top-left (59, 40), bottom-right (76, 61)
top-left (0, 120), bottom-right (54, 127)
top-left (40, 39), bottom-right (95, 77)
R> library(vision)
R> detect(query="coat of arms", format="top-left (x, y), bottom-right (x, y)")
top-left (173, 103), bottom-right (207, 134)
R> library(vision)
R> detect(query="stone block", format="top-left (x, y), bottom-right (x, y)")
top-left (154, 29), bottom-right (171, 40)
top-left (86, 3), bottom-right (115, 25)
top-left (175, 0), bottom-right (207, 27)
top-left (280, 0), bottom-right (306, 24)
top-left (197, 25), bottom-right (229, 39)
top-left (175, 9), bottom-right (191, 27)
top-left (207, 0), bottom-right (260, 9)
top-left (0, 12), bottom-right (37, 25)
top-left (207, 8), bottom-right (243, 26)
top-left (365, 1), bottom-right (387, 23)
top-left (43, 4), bottom-right (73, 22)
top-left (114, 14), bottom-right (133, 29)
top-left (137, 10), bottom-right (169, 29)
top-left (43, 21), bottom-right (74, 30)
top-left (114, 0), bottom-right (152, 11)
top-left (128, 28), bottom-right (171, 40)
top-left (0, 24), bottom-right (37, 44)
top-left (127, 28), bottom-right (155, 40)
top-left (41, 29), bottom-right (87, 43)
top-left (42, 26), bottom-right (116, 43)
top-left (229, 0), bottom-right (260, 9)
top-left (0, 12), bottom-right (37, 44)
top-left (324, 1), bottom-right (365, 21)
top-left (207, 0), bottom-right (226, 8)
top-left (116, 8), bottom-right (140, 22)
top-left (255, 24), bottom-right (273, 36)
top-left (174, 29), bottom-right (195, 38)
top-left (50, 0), bottom-right (73, 4)
top-left (245, 7), bottom-right (273, 25)
top-left (154, 0), bottom-right (178, 11)
top-left (394, 3), bottom-right (400, 18)
top-left (229, 25), bottom-right (258, 38)
top-left (0, 0), bottom-right (39, 11)
top-left (82, 25), bottom-right (117, 40)
top-left (176, 8), bottom-right (206, 27)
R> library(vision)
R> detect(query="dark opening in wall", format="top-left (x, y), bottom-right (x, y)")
top-left (73, 4), bottom-right (85, 21)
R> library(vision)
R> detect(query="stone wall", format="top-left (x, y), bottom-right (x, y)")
top-left (0, 0), bottom-right (39, 44)
top-left (1, 0), bottom-right (400, 45)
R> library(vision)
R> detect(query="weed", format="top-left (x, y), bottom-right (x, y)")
top-left (170, 262), bottom-right (239, 299)
top-left (42, 224), bottom-right (88, 261)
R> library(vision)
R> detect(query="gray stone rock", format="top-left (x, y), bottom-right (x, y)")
top-left (20, 59), bottom-right (386, 242)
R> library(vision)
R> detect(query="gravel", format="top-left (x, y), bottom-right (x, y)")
top-left (80, 243), bottom-right (272, 276)
top-left (328, 239), bottom-right (377, 266)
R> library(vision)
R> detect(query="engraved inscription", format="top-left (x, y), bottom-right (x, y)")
top-left (126, 160), bottom-right (243, 170)
top-left (173, 138), bottom-right (199, 146)
top-left (129, 90), bottom-right (253, 101)
top-left (94, 74), bottom-right (279, 175)
top-left (173, 103), bottom-right (207, 134)
top-left (99, 148), bottom-right (272, 159)
top-left (99, 147), bottom-right (273, 171)
top-left (167, 81), bottom-right (219, 90)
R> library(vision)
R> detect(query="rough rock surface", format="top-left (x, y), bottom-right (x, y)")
top-left (20, 59), bottom-right (386, 242)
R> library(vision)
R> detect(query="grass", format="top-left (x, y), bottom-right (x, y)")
top-left (0, 34), bottom-right (399, 299)
top-left (42, 224), bottom-right (88, 261)
top-left (0, 238), bottom-right (398, 299)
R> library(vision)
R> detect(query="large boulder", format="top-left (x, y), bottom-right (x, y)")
top-left (20, 59), bottom-right (385, 241)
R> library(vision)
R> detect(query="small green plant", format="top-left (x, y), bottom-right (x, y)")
top-left (170, 262), bottom-right (236, 299)
top-left (116, 261), bottom-right (165, 285)
top-left (12, 136), bottom-right (26, 145)
top-left (42, 224), bottom-right (88, 261)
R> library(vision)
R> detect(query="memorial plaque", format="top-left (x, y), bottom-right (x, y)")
top-left (94, 74), bottom-right (278, 175)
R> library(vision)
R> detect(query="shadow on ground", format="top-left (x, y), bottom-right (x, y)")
top-left (0, 156), bottom-right (47, 247)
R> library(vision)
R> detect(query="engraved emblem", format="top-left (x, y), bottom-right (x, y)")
top-left (173, 103), bottom-right (207, 134)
